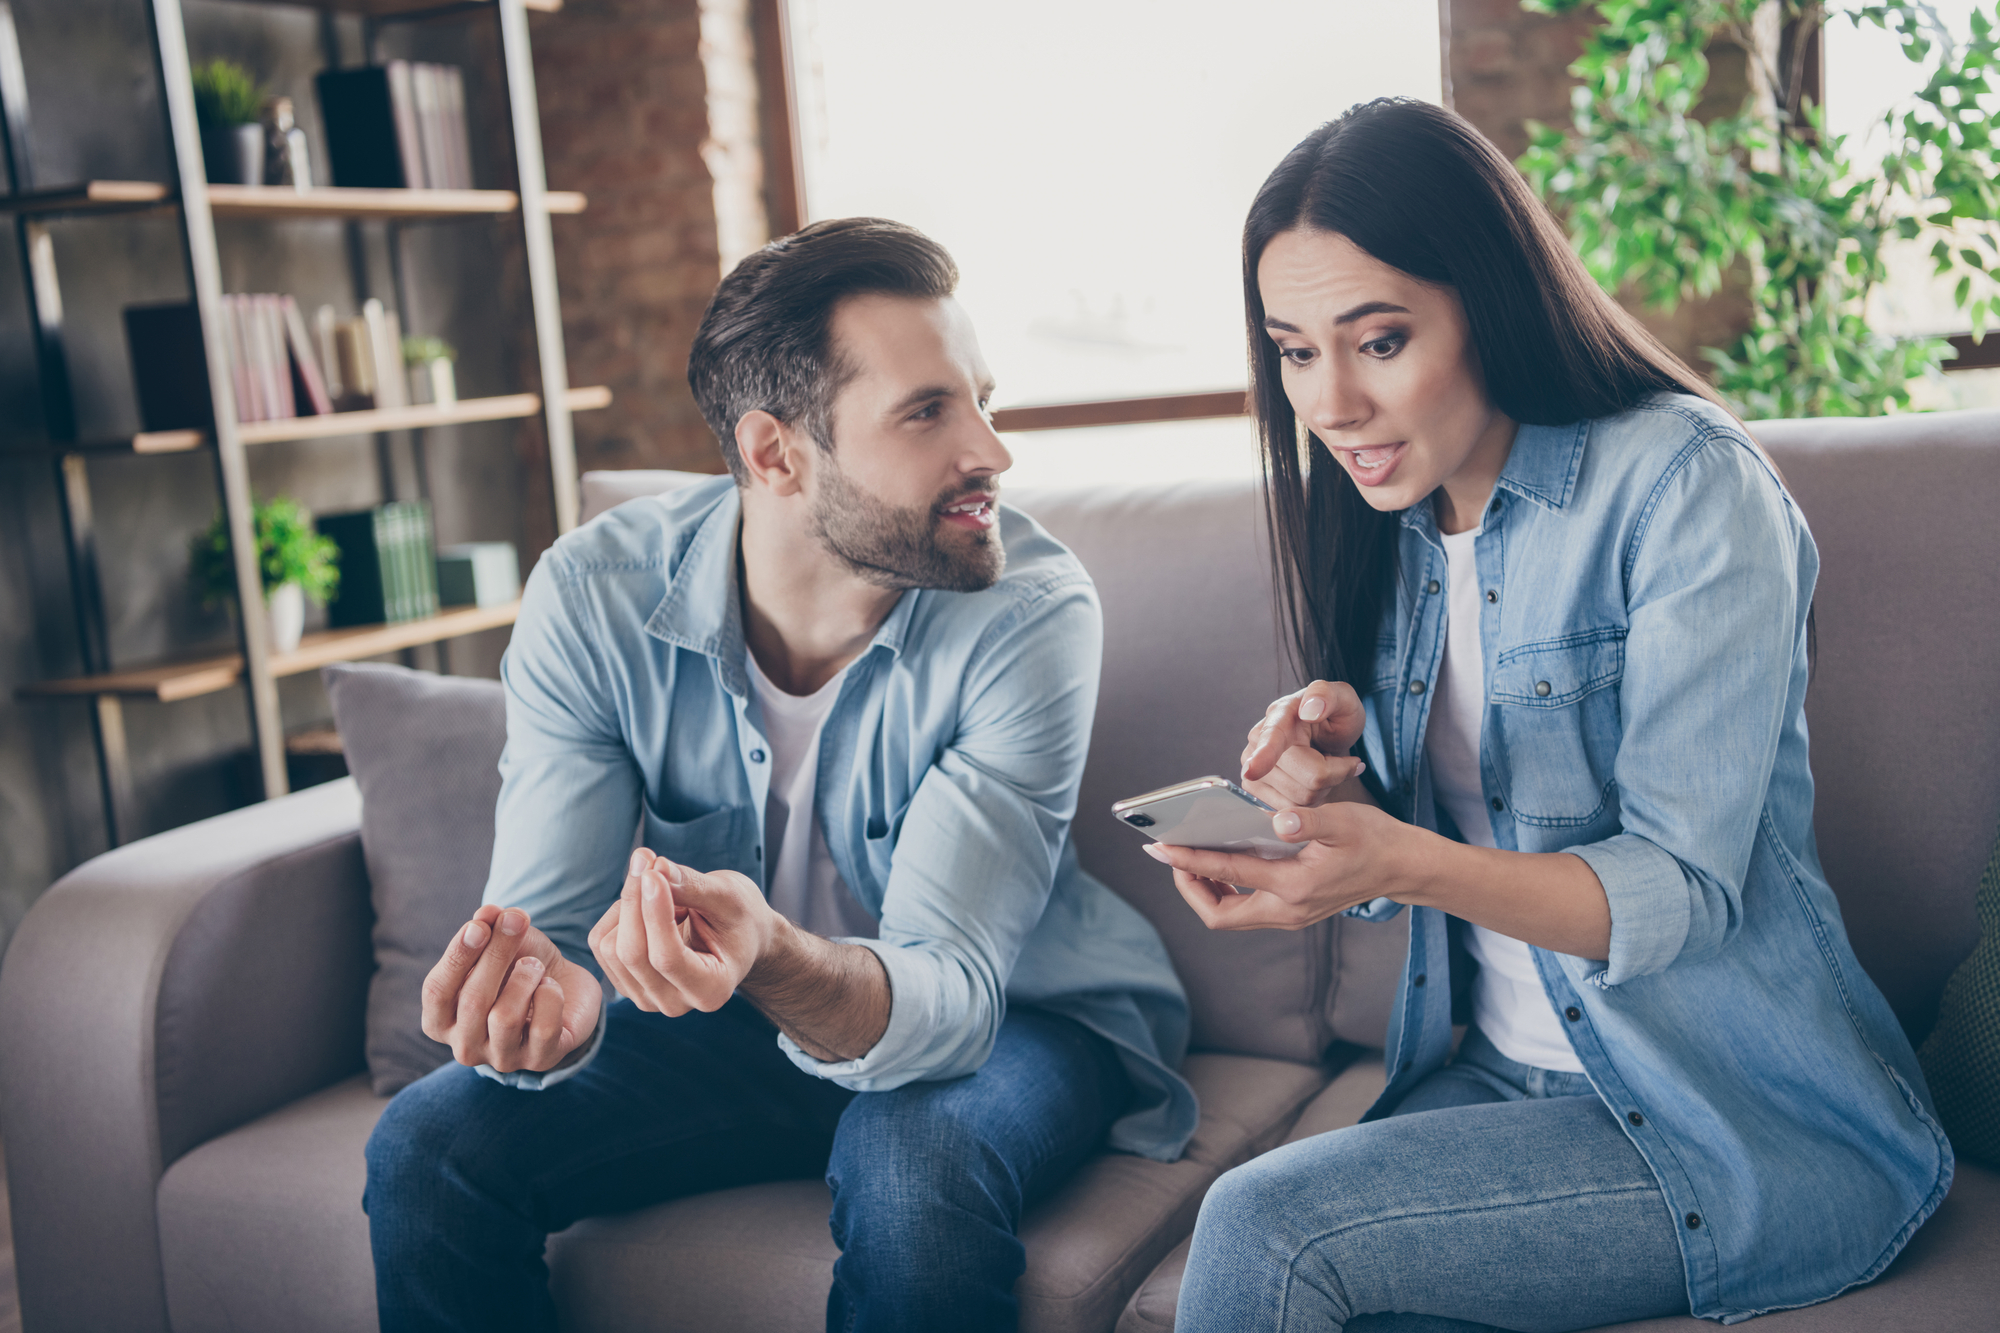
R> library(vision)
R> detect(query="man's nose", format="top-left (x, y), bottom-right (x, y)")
top-left (964, 413), bottom-right (1013, 477)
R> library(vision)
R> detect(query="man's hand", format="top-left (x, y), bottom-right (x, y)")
top-left (421, 904), bottom-right (604, 1074)
top-left (1239, 680), bottom-right (1370, 810)
top-left (588, 848), bottom-right (782, 1015)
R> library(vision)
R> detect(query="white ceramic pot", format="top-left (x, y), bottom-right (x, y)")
top-left (266, 581), bottom-right (305, 656)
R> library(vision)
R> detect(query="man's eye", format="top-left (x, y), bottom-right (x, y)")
top-left (911, 403), bottom-right (940, 421)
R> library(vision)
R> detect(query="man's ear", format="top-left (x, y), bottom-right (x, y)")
top-left (735, 410), bottom-right (807, 498)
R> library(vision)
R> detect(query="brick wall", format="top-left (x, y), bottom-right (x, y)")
top-left (1447, 0), bottom-right (1752, 374)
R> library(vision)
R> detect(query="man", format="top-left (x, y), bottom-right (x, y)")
top-left (364, 217), bottom-right (1196, 1333)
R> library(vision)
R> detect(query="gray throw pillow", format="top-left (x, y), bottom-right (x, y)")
top-left (323, 662), bottom-right (507, 1095)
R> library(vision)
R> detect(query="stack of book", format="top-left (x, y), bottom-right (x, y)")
top-left (317, 62), bottom-right (476, 190)
top-left (318, 501), bottom-right (440, 627)
top-left (219, 294), bottom-right (333, 422)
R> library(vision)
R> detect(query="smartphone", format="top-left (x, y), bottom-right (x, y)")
top-left (1110, 776), bottom-right (1305, 861)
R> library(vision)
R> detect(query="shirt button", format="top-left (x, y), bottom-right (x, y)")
top-left (1485, 590), bottom-right (1498, 604)
top-left (1628, 1111), bottom-right (1645, 1127)
top-left (1409, 680), bottom-right (1426, 695)
top-left (1490, 796), bottom-right (1504, 812)
top-left (1565, 1006), bottom-right (1582, 1022)
top-left (749, 748), bottom-right (767, 763)
top-left (1685, 1213), bottom-right (1703, 1230)
top-left (1414, 973), bottom-right (1427, 987)
top-left (1426, 579), bottom-right (1441, 594)
top-left (1534, 681), bottom-right (1552, 697)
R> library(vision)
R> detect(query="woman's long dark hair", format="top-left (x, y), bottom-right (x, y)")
top-left (1246, 98), bottom-right (1727, 691)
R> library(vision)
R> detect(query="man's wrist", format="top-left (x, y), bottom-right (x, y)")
top-left (744, 909), bottom-right (810, 997)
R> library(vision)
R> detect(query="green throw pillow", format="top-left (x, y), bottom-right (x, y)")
top-left (1919, 826), bottom-right (2000, 1170)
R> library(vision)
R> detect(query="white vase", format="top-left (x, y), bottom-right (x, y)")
top-left (266, 581), bottom-right (305, 656)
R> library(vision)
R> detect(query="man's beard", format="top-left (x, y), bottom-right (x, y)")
top-left (808, 454), bottom-right (1005, 593)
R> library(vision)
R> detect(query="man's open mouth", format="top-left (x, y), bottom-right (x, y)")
top-left (938, 493), bottom-right (998, 530)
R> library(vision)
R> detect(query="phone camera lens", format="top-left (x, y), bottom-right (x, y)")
top-left (1124, 813), bottom-right (1156, 828)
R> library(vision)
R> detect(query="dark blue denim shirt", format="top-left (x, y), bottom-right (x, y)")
top-left (1345, 394), bottom-right (1952, 1321)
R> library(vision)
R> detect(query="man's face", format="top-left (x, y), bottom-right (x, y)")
top-left (806, 295), bottom-right (1012, 593)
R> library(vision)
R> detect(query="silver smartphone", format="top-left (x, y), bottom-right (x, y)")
top-left (1110, 776), bottom-right (1305, 861)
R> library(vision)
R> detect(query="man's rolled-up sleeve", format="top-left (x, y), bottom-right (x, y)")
top-left (780, 577), bottom-right (1103, 1090)
top-left (1566, 435), bottom-right (1807, 988)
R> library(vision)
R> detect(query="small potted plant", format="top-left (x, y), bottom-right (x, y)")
top-left (403, 335), bottom-right (458, 408)
top-left (191, 58), bottom-right (267, 186)
top-left (190, 496), bottom-right (340, 655)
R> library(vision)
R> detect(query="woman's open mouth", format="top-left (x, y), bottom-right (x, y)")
top-left (1337, 442), bottom-right (1408, 488)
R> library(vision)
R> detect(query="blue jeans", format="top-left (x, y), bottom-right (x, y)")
top-left (364, 997), bottom-right (1131, 1333)
top-left (1177, 1028), bottom-right (1691, 1333)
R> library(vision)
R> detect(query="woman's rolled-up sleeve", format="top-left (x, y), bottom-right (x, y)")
top-left (1567, 434), bottom-right (1809, 987)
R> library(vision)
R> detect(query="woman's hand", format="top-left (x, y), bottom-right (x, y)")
top-left (1239, 680), bottom-right (1369, 810)
top-left (1145, 800), bottom-right (1419, 932)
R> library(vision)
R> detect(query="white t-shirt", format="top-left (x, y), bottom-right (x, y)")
top-left (1425, 524), bottom-right (1585, 1073)
top-left (745, 649), bottom-right (879, 942)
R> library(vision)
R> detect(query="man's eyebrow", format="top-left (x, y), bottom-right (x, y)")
top-left (1262, 301), bottom-right (1411, 334)
top-left (885, 384), bottom-right (958, 416)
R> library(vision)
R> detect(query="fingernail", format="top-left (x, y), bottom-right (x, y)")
top-left (1352, 761), bottom-right (1367, 777)
top-left (517, 955), bottom-right (542, 974)
top-left (666, 861), bottom-right (684, 887)
top-left (1274, 811), bottom-right (1303, 837)
top-left (500, 909), bottom-right (525, 937)
top-left (1141, 843), bottom-right (1170, 862)
top-left (462, 921), bottom-right (489, 948)
top-left (1301, 697), bottom-right (1325, 720)
top-left (642, 872), bottom-right (660, 901)
top-left (629, 848), bottom-right (649, 876)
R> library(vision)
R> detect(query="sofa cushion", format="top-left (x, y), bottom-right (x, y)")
top-left (323, 663), bottom-right (508, 1095)
top-left (580, 470), bottom-right (1412, 1065)
top-left (156, 1053), bottom-right (1334, 1333)
top-left (1918, 824), bottom-right (2000, 1169)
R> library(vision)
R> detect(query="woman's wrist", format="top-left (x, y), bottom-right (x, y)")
top-left (1384, 821), bottom-right (1461, 911)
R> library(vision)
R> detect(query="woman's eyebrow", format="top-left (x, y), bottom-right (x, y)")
top-left (1263, 301), bottom-right (1412, 334)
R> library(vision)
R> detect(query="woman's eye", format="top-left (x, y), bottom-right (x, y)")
top-left (1279, 347), bottom-right (1315, 367)
top-left (1361, 333), bottom-right (1407, 359)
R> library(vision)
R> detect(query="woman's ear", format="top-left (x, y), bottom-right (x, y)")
top-left (735, 410), bottom-right (807, 498)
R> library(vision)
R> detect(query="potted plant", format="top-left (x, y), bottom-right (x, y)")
top-left (190, 496), bottom-right (340, 655)
top-left (403, 335), bottom-right (458, 407)
top-left (191, 58), bottom-right (267, 186)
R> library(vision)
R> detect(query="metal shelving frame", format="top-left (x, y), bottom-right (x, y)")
top-left (1, 0), bottom-right (585, 845)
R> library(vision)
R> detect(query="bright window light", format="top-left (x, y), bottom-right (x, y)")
top-left (788, 0), bottom-right (1444, 416)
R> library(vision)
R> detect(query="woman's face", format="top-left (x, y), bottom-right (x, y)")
top-left (1257, 227), bottom-right (1516, 534)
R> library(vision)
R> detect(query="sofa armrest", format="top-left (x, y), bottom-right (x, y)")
top-left (0, 777), bottom-right (372, 1333)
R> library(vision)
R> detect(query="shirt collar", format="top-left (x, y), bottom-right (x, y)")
top-left (1494, 418), bottom-right (1588, 513)
top-left (643, 484), bottom-right (916, 697)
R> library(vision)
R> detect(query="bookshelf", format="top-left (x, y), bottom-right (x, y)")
top-left (3, 0), bottom-right (593, 845)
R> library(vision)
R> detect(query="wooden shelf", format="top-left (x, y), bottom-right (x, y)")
top-left (76, 386), bottom-right (611, 454)
top-left (228, 0), bottom-right (560, 16)
top-left (207, 184), bottom-right (586, 219)
top-left (0, 181), bottom-right (173, 218)
top-left (0, 181), bottom-right (584, 221)
top-left (17, 600), bottom-right (521, 703)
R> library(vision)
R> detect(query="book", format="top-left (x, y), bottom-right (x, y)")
top-left (124, 302), bottom-right (213, 432)
top-left (436, 541), bottom-right (520, 609)
top-left (282, 296), bottom-right (334, 416)
top-left (315, 62), bottom-right (472, 191)
top-left (316, 65), bottom-right (419, 188)
top-left (361, 299), bottom-right (407, 411)
top-left (317, 507), bottom-right (395, 627)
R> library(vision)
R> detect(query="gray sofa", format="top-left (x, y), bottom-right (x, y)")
top-left (2, 409), bottom-right (1996, 1332)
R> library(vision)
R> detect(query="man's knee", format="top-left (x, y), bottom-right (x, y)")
top-left (365, 1065), bottom-right (512, 1218)
top-left (829, 1088), bottom-right (1015, 1225)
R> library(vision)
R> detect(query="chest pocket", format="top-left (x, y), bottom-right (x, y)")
top-left (1491, 630), bottom-right (1624, 829)
top-left (639, 799), bottom-right (761, 886)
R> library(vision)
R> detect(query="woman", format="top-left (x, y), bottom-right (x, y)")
top-left (1142, 99), bottom-right (1951, 1331)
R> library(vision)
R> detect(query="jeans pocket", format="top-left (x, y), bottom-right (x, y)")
top-left (1492, 630), bottom-right (1624, 828)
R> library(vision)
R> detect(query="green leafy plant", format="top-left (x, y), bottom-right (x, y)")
top-left (191, 58), bottom-right (264, 130)
top-left (1519, 0), bottom-right (2000, 417)
top-left (190, 497), bottom-right (340, 608)
top-left (401, 335), bottom-right (457, 367)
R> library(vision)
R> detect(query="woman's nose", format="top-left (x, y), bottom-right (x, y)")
top-left (1308, 366), bottom-right (1369, 434)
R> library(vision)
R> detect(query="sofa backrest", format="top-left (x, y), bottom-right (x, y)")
top-left (577, 471), bottom-right (1406, 1065)
top-left (1754, 409), bottom-right (2000, 1041)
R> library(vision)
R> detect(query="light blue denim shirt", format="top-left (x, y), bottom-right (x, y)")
top-left (1345, 393), bottom-right (1953, 1321)
top-left (476, 476), bottom-right (1197, 1161)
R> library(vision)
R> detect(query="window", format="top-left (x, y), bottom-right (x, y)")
top-left (784, 0), bottom-right (1444, 484)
